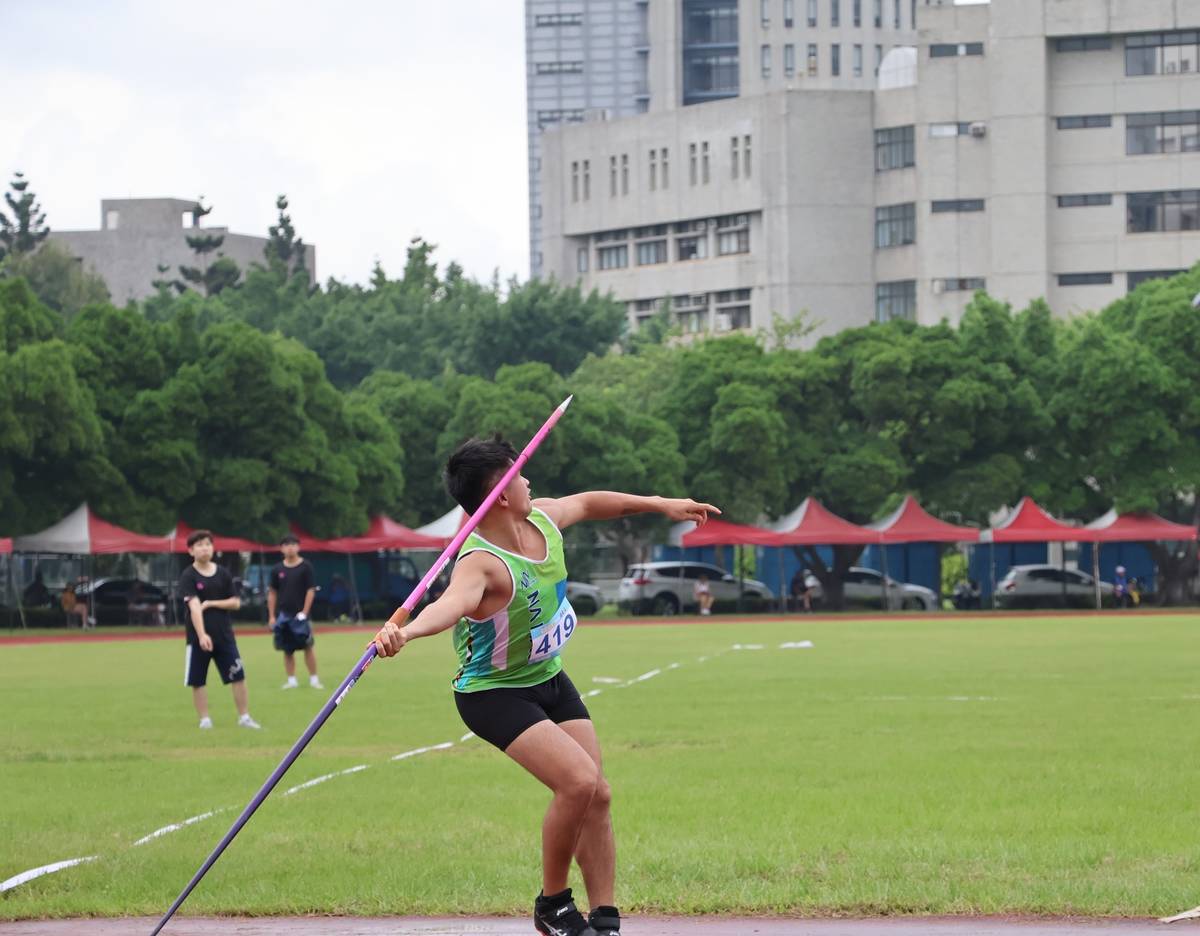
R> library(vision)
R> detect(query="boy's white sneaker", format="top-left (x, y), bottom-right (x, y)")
top-left (198, 717), bottom-right (213, 730)
top-left (282, 676), bottom-right (299, 690)
top-left (309, 675), bottom-right (324, 689)
top-left (238, 714), bottom-right (262, 730)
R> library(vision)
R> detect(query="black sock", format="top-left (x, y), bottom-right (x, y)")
top-left (537, 887), bottom-right (573, 908)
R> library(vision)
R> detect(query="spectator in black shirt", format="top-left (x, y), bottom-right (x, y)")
top-left (179, 529), bottom-right (261, 730)
top-left (267, 534), bottom-right (322, 690)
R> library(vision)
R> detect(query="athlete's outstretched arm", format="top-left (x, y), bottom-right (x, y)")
top-left (371, 554), bottom-right (489, 657)
top-left (534, 493), bottom-right (721, 530)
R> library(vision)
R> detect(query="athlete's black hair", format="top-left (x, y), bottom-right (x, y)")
top-left (279, 533), bottom-right (300, 546)
top-left (444, 435), bottom-right (520, 514)
top-left (186, 529), bottom-right (214, 548)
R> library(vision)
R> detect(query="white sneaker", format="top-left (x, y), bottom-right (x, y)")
top-left (198, 717), bottom-right (213, 730)
top-left (309, 676), bottom-right (324, 689)
top-left (238, 714), bottom-right (262, 730)
top-left (282, 677), bottom-right (299, 690)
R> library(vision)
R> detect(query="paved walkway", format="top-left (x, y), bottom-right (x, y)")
top-left (0, 917), bottom-right (1192, 935)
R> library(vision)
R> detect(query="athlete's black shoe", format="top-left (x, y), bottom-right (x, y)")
top-left (534, 888), bottom-right (597, 936)
top-left (588, 905), bottom-right (621, 935)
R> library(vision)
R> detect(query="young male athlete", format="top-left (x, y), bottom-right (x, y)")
top-left (179, 530), bottom-right (261, 730)
top-left (372, 437), bottom-right (719, 936)
top-left (267, 534), bottom-right (322, 690)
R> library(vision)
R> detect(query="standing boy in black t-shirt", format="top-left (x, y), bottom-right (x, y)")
top-left (179, 529), bottom-right (261, 730)
top-left (266, 534), bottom-right (322, 690)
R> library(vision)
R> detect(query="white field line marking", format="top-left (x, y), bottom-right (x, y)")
top-left (132, 808), bottom-right (228, 846)
top-left (284, 764), bottom-right (370, 796)
top-left (460, 731), bottom-right (476, 742)
top-left (628, 668), bottom-right (662, 684)
top-left (1162, 905), bottom-right (1200, 923)
top-left (592, 676), bottom-right (623, 684)
top-left (390, 741), bottom-right (454, 762)
top-left (0, 856), bottom-right (100, 893)
top-left (731, 643), bottom-right (764, 650)
top-left (858, 695), bottom-right (1002, 702)
top-left (780, 640), bottom-right (814, 649)
top-left (583, 689), bottom-right (604, 698)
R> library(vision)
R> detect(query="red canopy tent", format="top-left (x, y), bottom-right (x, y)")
top-left (13, 504), bottom-right (172, 554)
top-left (0, 538), bottom-right (10, 555)
top-left (870, 495), bottom-right (980, 543)
top-left (671, 516), bottom-right (784, 548)
top-left (1084, 509), bottom-right (1198, 543)
top-left (768, 497), bottom-right (880, 545)
top-left (981, 497), bottom-right (1087, 543)
top-left (322, 515), bottom-right (447, 552)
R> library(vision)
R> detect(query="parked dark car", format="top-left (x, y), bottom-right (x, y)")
top-left (74, 578), bottom-right (168, 626)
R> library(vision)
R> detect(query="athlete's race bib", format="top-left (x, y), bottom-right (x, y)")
top-left (528, 597), bottom-right (579, 664)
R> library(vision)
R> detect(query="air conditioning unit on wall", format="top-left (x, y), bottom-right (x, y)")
top-left (969, 121), bottom-right (987, 137)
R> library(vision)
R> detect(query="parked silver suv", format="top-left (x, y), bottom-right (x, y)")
top-left (804, 567), bottom-right (939, 611)
top-left (995, 564), bottom-right (1113, 609)
top-left (618, 561), bottom-right (775, 615)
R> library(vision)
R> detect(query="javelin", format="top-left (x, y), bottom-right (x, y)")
top-left (150, 395), bottom-right (575, 935)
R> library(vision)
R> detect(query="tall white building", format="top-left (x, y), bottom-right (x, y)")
top-left (537, 0), bottom-right (1200, 338)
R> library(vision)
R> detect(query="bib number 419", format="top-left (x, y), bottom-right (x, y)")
top-left (529, 606), bottom-right (577, 663)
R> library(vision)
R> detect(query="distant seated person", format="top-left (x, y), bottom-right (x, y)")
top-left (952, 578), bottom-right (982, 611)
top-left (22, 572), bottom-right (51, 608)
top-left (694, 573), bottom-right (715, 616)
top-left (61, 580), bottom-right (92, 629)
top-left (127, 580), bottom-right (165, 627)
top-left (789, 568), bottom-right (814, 612)
top-left (1113, 565), bottom-right (1131, 608)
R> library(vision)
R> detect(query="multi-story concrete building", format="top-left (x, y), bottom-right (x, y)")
top-left (525, 2), bottom-right (650, 279)
top-left (52, 198), bottom-right (316, 304)
top-left (539, 0), bottom-right (1200, 338)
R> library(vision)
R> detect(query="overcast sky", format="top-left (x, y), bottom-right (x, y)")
top-left (0, 1), bottom-right (530, 285)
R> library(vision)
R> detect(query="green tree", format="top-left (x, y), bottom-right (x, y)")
top-left (0, 172), bottom-right (50, 262)
top-left (264, 194), bottom-right (308, 278)
top-left (2, 241), bottom-right (110, 320)
top-left (176, 200), bottom-right (240, 296)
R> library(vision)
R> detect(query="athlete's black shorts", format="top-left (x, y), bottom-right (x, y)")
top-left (454, 670), bottom-right (591, 751)
top-left (185, 638), bottom-right (246, 687)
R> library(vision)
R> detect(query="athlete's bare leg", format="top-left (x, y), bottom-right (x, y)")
top-left (559, 718), bottom-right (615, 908)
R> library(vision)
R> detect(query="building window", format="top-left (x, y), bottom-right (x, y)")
top-left (610, 156), bottom-right (617, 197)
top-left (661, 148), bottom-right (670, 188)
top-left (853, 0), bottom-right (861, 27)
top-left (875, 125), bottom-right (915, 171)
top-left (744, 134), bottom-right (752, 177)
top-left (582, 160), bottom-right (590, 200)
top-left (931, 198), bottom-right (985, 212)
top-left (784, 43), bottom-right (796, 76)
top-left (831, 0), bottom-right (840, 28)
top-left (731, 136), bottom-right (740, 179)
top-left (621, 154), bottom-right (629, 195)
top-left (876, 281), bottom-right (916, 322)
top-left (636, 239), bottom-right (668, 265)
top-left (1127, 189), bottom-right (1200, 232)
top-left (875, 44), bottom-right (883, 74)
top-left (535, 61), bottom-right (584, 74)
top-left (875, 203), bottom-right (916, 248)
top-left (1057, 193), bottom-right (1113, 207)
top-left (1127, 110), bottom-right (1200, 155)
top-left (683, 51), bottom-right (740, 104)
top-left (715, 289), bottom-right (753, 330)
top-left (941, 277), bottom-right (986, 291)
top-left (1056, 114), bottom-right (1112, 130)
top-left (807, 0), bottom-right (817, 27)
top-left (677, 233), bottom-right (709, 261)
top-left (1055, 36), bottom-right (1111, 52)
top-left (854, 44), bottom-right (864, 77)
top-left (929, 122), bottom-right (973, 137)
top-left (535, 13), bottom-right (584, 26)
top-left (649, 149), bottom-right (657, 191)
top-left (1058, 272), bottom-right (1113, 286)
top-left (930, 42), bottom-right (985, 57)
top-left (762, 0), bottom-right (770, 28)
top-left (784, 0), bottom-right (794, 27)
top-left (873, 0), bottom-right (882, 27)
top-left (716, 214), bottom-right (751, 255)
top-left (597, 244), bottom-right (629, 270)
top-left (1128, 269), bottom-right (1186, 291)
top-left (571, 161), bottom-right (579, 202)
top-left (702, 141), bottom-right (710, 183)
top-left (808, 43), bottom-right (818, 76)
top-left (577, 247), bottom-right (589, 273)
top-left (761, 44), bottom-right (772, 78)
top-left (689, 143), bottom-right (698, 185)
top-left (832, 44), bottom-right (841, 76)
top-left (106, 209), bottom-right (120, 230)
top-left (1126, 32), bottom-right (1200, 77)
top-left (538, 108), bottom-right (585, 128)
top-left (893, 0), bottom-right (900, 28)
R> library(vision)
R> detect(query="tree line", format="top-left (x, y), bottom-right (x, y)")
top-left (1, 172), bottom-right (1197, 601)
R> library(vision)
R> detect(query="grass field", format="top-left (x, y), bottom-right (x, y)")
top-left (3, 613), bottom-right (1200, 921)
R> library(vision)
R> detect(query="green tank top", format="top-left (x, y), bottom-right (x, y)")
top-left (451, 508), bottom-right (579, 692)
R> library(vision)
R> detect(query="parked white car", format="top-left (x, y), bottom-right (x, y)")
top-left (565, 580), bottom-right (604, 616)
top-left (618, 561), bottom-right (775, 615)
top-left (804, 566), bottom-right (939, 611)
top-left (995, 564), bottom-right (1113, 609)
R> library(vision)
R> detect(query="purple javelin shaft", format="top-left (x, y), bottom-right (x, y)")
top-left (150, 395), bottom-right (573, 935)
